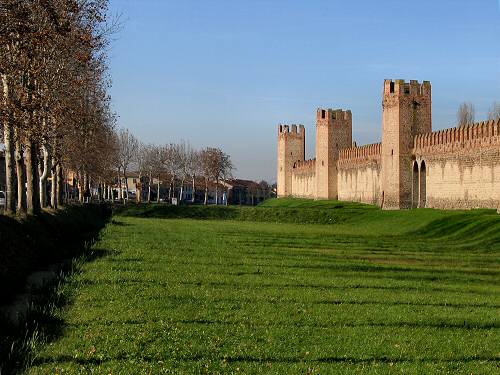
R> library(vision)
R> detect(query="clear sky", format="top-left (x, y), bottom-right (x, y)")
top-left (108, 0), bottom-right (500, 182)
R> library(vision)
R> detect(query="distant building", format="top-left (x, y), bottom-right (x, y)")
top-left (222, 179), bottom-right (273, 205)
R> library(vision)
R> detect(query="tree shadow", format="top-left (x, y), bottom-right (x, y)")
top-left (111, 219), bottom-right (131, 226)
top-left (0, 246), bottom-right (115, 374)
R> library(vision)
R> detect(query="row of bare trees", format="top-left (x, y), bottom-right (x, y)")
top-left (115, 130), bottom-right (235, 205)
top-left (457, 102), bottom-right (500, 127)
top-left (0, 0), bottom-right (117, 215)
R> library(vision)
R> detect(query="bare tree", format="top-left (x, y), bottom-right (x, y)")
top-left (134, 142), bottom-right (152, 203)
top-left (457, 102), bottom-right (475, 127)
top-left (161, 143), bottom-right (181, 203)
top-left (187, 149), bottom-right (201, 204)
top-left (117, 128), bottom-right (139, 202)
top-left (177, 140), bottom-right (195, 203)
top-left (1, 0), bottom-right (116, 213)
top-left (200, 149), bottom-right (211, 205)
top-left (200, 147), bottom-right (234, 205)
top-left (488, 102), bottom-right (500, 120)
top-left (148, 145), bottom-right (163, 203)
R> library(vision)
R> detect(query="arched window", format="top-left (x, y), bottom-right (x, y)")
top-left (412, 161), bottom-right (419, 209)
top-left (419, 161), bottom-right (427, 208)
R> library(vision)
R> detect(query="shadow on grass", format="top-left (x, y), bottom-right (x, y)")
top-left (110, 219), bottom-right (132, 226)
top-left (0, 247), bottom-right (114, 374)
top-left (30, 352), bottom-right (498, 367)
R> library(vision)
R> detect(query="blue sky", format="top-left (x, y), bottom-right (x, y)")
top-left (108, 0), bottom-right (500, 182)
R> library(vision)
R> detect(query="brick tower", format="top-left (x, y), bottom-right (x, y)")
top-left (315, 108), bottom-right (352, 199)
top-left (277, 124), bottom-right (305, 197)
top-left (381, 79), bottom-right (432, 209)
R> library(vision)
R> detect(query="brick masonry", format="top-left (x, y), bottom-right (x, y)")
top-left (277, 79), bottom-right (500, 210)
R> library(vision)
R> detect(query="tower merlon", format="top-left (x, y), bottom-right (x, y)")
top-left (316, 108), bottom-right (352, 122)
top-left (384, 79), bottom-right (431, 96)
top-left (278, 123), bottom-right (305, 136)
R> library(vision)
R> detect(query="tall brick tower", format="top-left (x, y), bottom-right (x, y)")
top-left (277, 124), bottom-right (305, 197)
top-left (381, 79), bottom-right (432, 209)
top-left (315, 108), bottom-right (352, 199)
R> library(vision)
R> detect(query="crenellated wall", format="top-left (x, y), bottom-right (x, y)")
top-left (413, 119), bottom-right (500, 209)
top-left (277, 79), bottom-right (500, 210)
top-left (291, 159), bottom-right (317, 198)
top-left (338, 143), bottom-right (382, 205)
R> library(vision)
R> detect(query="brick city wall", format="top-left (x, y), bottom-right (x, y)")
top-left (291, 159), bottom-right (317, 198)
top-left (337, 143), bottom-right (382, 205)
top-left (414, 119), bottom-right (500, 209)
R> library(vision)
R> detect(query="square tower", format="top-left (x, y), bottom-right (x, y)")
top-left (277, 124), bottom-right (305, 197)
top-left (315, 108), bottom-right (352, 199)
top-left (381, 79), bottom-right (431, 209)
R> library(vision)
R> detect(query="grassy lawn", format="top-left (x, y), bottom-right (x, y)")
top-left (26, 201), bottom-right (500, 374)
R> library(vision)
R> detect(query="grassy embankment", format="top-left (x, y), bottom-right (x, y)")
top-left (22, 199), bottom-right (500, 374)
top-left (0, 204), bottom-right (111, 373)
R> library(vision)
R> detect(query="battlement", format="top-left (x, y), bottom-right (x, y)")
top-left (316, 108), bottom-right (352, 122)
top-left (293, 158), bottom-right (316, 172)
top-left (338, 142), bottom-right (382, 162)
top-left (383, 79), bottom-right (431, 97)
top-left (278, 124), bottom-right (305, 137)
top-left (414, 118), bottom-right (500, 152)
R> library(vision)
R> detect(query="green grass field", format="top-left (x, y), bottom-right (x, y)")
top-left (25, 200), bottom-right (500, 374)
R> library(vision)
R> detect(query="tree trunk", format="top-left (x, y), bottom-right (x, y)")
top-left (15, 134), bottom-right (26, 213)
top-left (78, 175), bottom-right (83, 203)
top-left (123, 169), bottom-right (128, 203)
top-left (25, 137), bottom-right (40, 215)
top-left (204, 178), bottom-right (208, 205)
top-left (2, 74), bottom-right (15, 214)
top-left (157, 177), bottom-right (160, 203)
top-left (39, 144), bottom-right (50, 208)
top-left (117, 170), bottom-right (122, 201)
top-left (51, 165), bottom-right (57, 209)
top-left (147, 169), bottom-right (152, 203)
top-left (83, 173), bottom-right (89, 203)
top-left (179, 178), bottom-right (185, 203)
top-left (215, 178), bottom-right (219, 205)
top-left (50, 152), bottom-right (58, 208)
top-left (192, 175), bottom-right (196, 204)
top-left (56, 164), bottom-right (63, 207)
top-left (168, 176), bottom-right (173, 202)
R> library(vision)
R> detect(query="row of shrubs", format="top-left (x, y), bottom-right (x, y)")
top-left (0, 204), bottom-right (111, 303)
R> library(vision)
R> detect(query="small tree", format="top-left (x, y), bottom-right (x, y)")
top-left (135, 142), bottom-right (153, 203)
top-left (457, 102), bottom-right (475, 127)
top-left (177, 140), bottom-right (193, 203)
top-left (161, 143), bottom-right (181, 203)
top-left (200, 147), bottom-right (234, 205)
top-left (187, 149), bottom-right (201, 203)
top-left (117, 128), bottom-right (139, 202)
top-left (141, 144), bottom-right (160, 203)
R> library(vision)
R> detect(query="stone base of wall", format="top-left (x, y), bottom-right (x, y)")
top-left (426, 197), bottom-right (500, 210)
